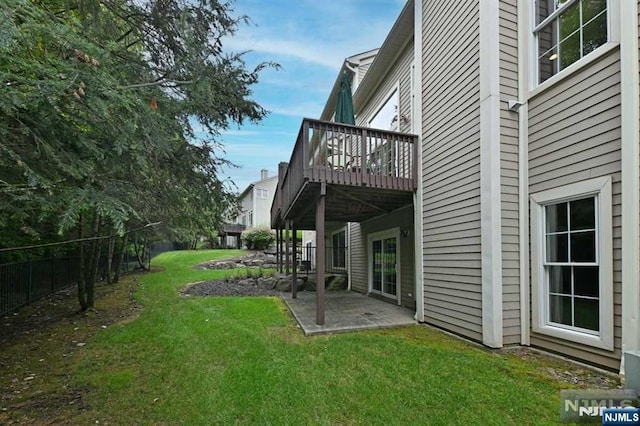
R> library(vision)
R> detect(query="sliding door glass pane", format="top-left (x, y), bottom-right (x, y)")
top-left (383, 238), bottom-right (397, 296)
top-left (372, 240), bottom-right (382, 292)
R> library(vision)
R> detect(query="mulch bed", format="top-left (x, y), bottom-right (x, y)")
top-left (182, 279), bottom-right (282, 297)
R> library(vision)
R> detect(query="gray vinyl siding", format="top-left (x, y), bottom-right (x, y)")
top-left (499, 0), bottom-right (520, 345)
top-left (528, 49), bottom-right (622, 370)
top-left (252, 176), bottom-right (278, 228)
top-left (356, 53), bottom-right (377, 86)
top-left (422, 0), bottom-right (482, 341)
top-left (358, 63), bottom-right (373, 85)
top-left (349, 223), bottom-right (367, 294)
top-left (240, 192), bottom-right (253, 226)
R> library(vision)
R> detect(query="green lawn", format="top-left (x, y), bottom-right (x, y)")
top-left (73, 250), bottom-right (573, 425)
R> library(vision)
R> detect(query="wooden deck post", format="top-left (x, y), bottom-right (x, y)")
top-left (292, 223), bottom-right (297, 299)
top-left (279, 228), bottom-right (284, 273)
top-left (316, 183), bottom-right (326, 325)
top-left (275, 228), bottom-right (280, 272)
top-left (285, 221), bottom-right (290, 275)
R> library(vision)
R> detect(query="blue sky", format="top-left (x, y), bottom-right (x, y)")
top-left (217, 0), bottom-right (406, 191)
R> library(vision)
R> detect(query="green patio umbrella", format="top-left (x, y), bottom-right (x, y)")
top-left (335, 72), bottom-right (355, 125)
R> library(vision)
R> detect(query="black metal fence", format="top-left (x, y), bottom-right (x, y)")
top-left (0, 241), bottom-right (200, 316)
top-left (0, 257), bottom-right (81, 316)
top-left (296, 245), bottom-right (348, 275)
top-left (0, 251), bottom-right (145, 316)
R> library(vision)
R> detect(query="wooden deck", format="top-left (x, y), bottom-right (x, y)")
top-left (270, 118), bottom-right (418, 326)
top-left (271, 118), bottom-right (418, 230)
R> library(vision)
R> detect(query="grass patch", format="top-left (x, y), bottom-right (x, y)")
top-left (1, 249), bottom-right (620, 424)
top-left (223, 266), bottom-right (275, 280)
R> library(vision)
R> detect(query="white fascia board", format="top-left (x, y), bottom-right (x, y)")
top-left (620, 0), bottom-right (640, 374)
top-left (413, 0), bottom-right (425, 322)
top-left (479, 0), bottom-right (503, 348)
top-left (517, 0), bottom-right (531, 346)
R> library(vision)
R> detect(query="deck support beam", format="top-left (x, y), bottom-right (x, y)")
top-left (292, 222), bottom-right (298, 299)
top-left (276, 228), bottom-right (281, 272)
top-left (316, 183), bottom-right (326, 325)
top-left (285, 221), bottom-right (290, 275)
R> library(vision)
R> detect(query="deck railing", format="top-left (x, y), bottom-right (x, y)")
top-left (271, 118), bottom-right (418, 227)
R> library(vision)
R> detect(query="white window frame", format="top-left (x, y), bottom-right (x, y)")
top-left (530, 176), bottom-right (613, 350)
top-left (256, 189), bottom-right (269, 199)
top-left (530, 0), bottom-right (620, 93)
top-left (247, 210), bottom-right (253, 227)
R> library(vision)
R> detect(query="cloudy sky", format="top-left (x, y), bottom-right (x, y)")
top-left (217, 0), bottom-right (406, 191)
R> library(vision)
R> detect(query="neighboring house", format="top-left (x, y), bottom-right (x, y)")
top-left (271, 0), bottom-right (640, 375)
top-left (221, 169), bottom-right (277, 248)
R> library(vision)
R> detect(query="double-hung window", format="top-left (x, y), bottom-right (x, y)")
top-left (530, 177), bottom-right (613, 350)
top-left (534, 0), bottom-right (608, 84)
top-left (544, 197), bottom-right (598, 331)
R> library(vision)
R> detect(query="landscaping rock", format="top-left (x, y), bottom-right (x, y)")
top-left (305, 276), bottom-right (316, 291)
top-left (212, 260), bottom-right (237, 269)
top-left (327, 275), bottom-right (348, 291)
top-left (275, 277), bottom-right (305, 292)
top-left (299, 274), bottom-right (347, 292)
top-left (257, 277), bottom-right (277, 290)
top-left (237, 279), bottom-right (256, 287)
top-left (195, 251), bottom-right (279, 270)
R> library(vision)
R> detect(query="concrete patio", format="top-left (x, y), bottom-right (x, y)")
top-left (281, 290), bottom-right (416, 336)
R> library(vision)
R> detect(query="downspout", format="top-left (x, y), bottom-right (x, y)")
top-left (347, 222), bottom-right (352, 291)
top-left (413, 0), bottom-right (425, 322)
top-left (517, 0), bottom-right (531, 346)
top-left (620, 0), bottom-right (640, 376)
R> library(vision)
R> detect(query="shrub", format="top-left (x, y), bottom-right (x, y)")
top-left (241, 226), bottom-right (276, 250)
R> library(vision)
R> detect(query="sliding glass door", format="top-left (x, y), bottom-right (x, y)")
top-left (370, 233), bottom-right (398, 300)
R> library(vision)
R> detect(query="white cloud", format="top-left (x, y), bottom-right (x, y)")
top-left (265, 101), bottom-right (324, 119)
top-left (219, 129), bottom-right (262, 136)
top-left (225, 34), bottom-right (344, 69)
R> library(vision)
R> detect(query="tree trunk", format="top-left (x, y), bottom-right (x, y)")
top-left (77, 213), bottom-right (88, 310)
top-left (133, 233), bottom-right (148, 270)
top-left (82, 213), bottom-right (101, 310)
top-left (112, 233), bottom-right (128, 284)
top-left (106, 237), bottom-right (115, 284)
top-left (86, 213), bottom-right (102, 308)
top-left (86, 238), bottom-right (102, 308)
